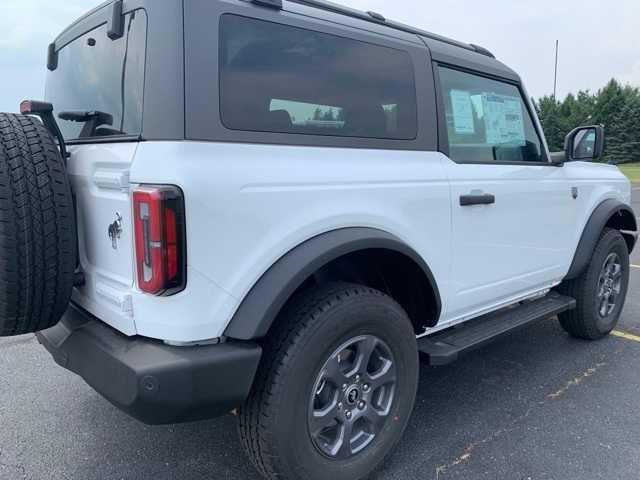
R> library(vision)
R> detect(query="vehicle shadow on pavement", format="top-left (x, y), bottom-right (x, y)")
top-left (377, 318), bottom-right (638, 480)
top-left (72, 319), bottom-right (630, 480)
top-left (2, 307), bottom-right (638, 480)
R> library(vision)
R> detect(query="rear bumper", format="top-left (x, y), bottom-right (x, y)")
top-left (36, 303), bottom-right (262, 425)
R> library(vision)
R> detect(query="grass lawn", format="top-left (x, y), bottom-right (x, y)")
top-left (618, 163), bottom-right (640, 183)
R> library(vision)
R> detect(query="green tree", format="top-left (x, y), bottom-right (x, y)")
top-left (322, 108), bottom-right (336, 121)
top-left (611, 95), bottom-right (640, 163)
top-left (536, 78), bottom-right (640, 163)
top-left (536, 95), bottom-right (563, 151)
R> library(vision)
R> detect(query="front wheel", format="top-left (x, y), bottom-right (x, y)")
top-left (558, 228), bottom-right (630, 340)
top-left (238, 283), bottom-right (419, 480)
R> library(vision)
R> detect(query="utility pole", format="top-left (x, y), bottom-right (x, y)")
top-left (553, 40), bottom-right (559, 101)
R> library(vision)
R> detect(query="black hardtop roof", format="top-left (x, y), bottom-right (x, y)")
top-left (53, 0), bottom-right (112, 45)
top-left (52, 0), bottom-right (520, 83)
top-left (285, 0), bottom-right (491, 56)
top-left (281, 0), bottom-right (520, 82)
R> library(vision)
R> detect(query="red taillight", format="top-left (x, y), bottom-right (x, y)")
top-left (132, 185), bottom-right (186, 296)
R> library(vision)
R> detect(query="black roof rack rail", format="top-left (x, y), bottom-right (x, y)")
top-left (282, 0), bottom-right (496, 58)
top-left (54, 0), bottom-right (112, 45)
top-left (469, 43), bottom-right (496, 58)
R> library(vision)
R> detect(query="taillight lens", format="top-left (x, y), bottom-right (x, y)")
top-left (132, 185), bottom-right (186, 296)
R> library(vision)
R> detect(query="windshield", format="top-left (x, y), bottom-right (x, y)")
top-left (45, 9), bottom-right (147, 141)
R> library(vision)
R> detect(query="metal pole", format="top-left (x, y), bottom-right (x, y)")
top-left (553, 40), bottom-right (559, 101)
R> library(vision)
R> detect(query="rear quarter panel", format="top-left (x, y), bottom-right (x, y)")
top-left (129, 142), bottom-right (452, 340)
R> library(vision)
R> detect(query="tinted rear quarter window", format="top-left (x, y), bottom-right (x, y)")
top-left (45, 10), bottom-right (147, 141)
top-left (219, 14), bottom-right (417, 140)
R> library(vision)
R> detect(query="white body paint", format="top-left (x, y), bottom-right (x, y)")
top-left (66, 140), bottom-right (631, 343)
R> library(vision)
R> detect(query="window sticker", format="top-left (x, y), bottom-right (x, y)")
top-left (481, 94), bottom-right (526, 145)
top-left (449, 90), bottom-right (475, 134)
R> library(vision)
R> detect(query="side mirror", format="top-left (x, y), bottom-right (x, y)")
top-left (564, 125), bottom-right (605, 162)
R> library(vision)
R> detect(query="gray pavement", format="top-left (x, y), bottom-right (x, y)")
top-left (1, 186), bottom-right (639, 480)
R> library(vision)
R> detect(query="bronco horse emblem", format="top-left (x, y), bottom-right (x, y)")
top-left (108, 212), bottom-right (123, 250)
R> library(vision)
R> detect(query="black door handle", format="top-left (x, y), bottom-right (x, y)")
top-left (460, 193), bottom-right (496, 206)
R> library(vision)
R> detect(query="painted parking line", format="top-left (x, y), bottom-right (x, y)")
top-left (611, 330), bottom-right (640, 343)
top-left (632, 264), bottom-right (640, 269)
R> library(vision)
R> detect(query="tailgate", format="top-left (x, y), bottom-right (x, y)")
top-left (68, 143), bottom-right (138, 335)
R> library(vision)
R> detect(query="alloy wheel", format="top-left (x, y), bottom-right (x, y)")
top-left (308, 335), bottom-right (396, 459)
top-left (597, 252), bottom-right (623, 318)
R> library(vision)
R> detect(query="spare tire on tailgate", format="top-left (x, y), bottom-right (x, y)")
top-left (0, 113), bottom-right (76, 336)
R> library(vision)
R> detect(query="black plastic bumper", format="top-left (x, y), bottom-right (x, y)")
top-left (36, 303), bottom-right (262, 425)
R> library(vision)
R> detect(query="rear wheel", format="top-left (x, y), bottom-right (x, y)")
top-left (238, 283), bottom-right (419, 480)
top-left (0, 113), bottom-right (76, 336)
top-left (557, 228), bottom-right (630, 340)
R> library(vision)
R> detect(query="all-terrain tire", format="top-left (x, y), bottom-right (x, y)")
top-left (557, 228), bottom-right (630, 340)
top-left (238, 282), bottom-right (419, 480)
top-left (0, 113), bottom-right (76, 336)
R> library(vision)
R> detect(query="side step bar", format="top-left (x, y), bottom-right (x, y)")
top-left (418, 292), bottom-right (576, 366)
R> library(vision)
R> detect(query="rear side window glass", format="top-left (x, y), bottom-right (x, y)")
top-left (219, 14), bottom-right (417, 140)
top-left (45, 10), bottom-right (147, 141)
top-left (269, 99), bottom-right (346, 132)
top-left (437, 66), bottom-right (544, 163)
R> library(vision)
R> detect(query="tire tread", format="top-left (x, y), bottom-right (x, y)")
top-left (0, 113), bottom-right (76, 336)
top-left (238, 283), bottom-right (391, 479)
top-left (557, 228), bottom-right (629, 340)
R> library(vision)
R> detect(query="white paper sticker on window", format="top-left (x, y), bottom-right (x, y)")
top-left (481, 94), bottom-right (526, 145)
top-left (450, 90), bottom-right (475, 134)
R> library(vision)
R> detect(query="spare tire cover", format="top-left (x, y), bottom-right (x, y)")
top-left (0, 113), bottom-right (76, 336)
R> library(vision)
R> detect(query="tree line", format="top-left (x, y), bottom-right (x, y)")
top-left (534, 79), bottom-right (640, 164)
top-left (312, 107), bottom-right (345, 122)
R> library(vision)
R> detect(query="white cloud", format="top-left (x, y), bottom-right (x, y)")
top-left (619, 61), bottom-right (640, 87)
top-left (0, 0), bottom-right (89, 53)
top-left (0, 0), bottom-right (90, 111)
top-left (339, 0), bottom-right (640, 98)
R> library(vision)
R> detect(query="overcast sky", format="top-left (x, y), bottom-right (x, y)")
top-left (1, 0), bottom-right (639, 113)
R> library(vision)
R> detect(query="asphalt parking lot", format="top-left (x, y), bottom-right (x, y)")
top-left (1, 186), bottom-right (639, 480)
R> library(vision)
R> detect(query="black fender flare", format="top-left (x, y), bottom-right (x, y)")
top-left (565, 199), bottom-right (637, 280)
top-left (223, 228), bottom-right (441, 340)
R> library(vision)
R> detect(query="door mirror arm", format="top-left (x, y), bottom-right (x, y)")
top-left (549, 151), bottom-right (566, 166)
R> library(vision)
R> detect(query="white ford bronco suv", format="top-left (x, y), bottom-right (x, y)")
top-left (0, 0), bottom-right (637, 479)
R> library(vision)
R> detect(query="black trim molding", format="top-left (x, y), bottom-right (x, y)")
top-left (224, 228), bottom-right (441, 340)
top-left (565, 199), bottom-right (637, 280)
